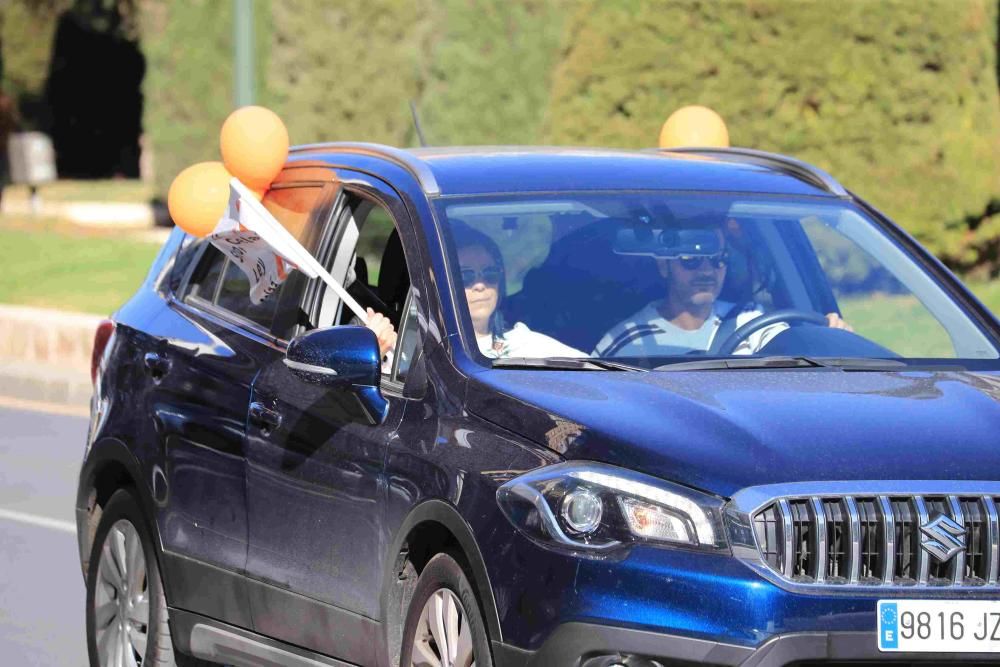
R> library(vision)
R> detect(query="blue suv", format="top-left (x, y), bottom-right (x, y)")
top-left (78, 144), bottom-right (1000, 667)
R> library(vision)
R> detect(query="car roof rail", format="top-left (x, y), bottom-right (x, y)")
top-left (289, 142), bottom-right (440, 195)
top-left (651, 146), bottom-right (849, 197)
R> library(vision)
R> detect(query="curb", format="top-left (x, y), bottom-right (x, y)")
top-left (0, 304), bottom-right (99, 408)
top-left (1, 199), bottom-right (155, 226)
top-left (0, 360), bottom-right (92, 407)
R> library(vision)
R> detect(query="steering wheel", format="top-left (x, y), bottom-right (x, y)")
top-left (716, 308), bottom-right (829, 356)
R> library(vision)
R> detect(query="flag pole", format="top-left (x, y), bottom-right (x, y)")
top-left (229, 178), bottom-right (370, 322)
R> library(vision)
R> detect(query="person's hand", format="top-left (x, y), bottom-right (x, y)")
top-left (825, 312), bottom-right (854, 332)
top-left (356, 307), bottom-right (396, 359)
top-left (366, 308), bottom-right (397, 358)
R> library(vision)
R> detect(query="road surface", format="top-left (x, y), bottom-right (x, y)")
top-left (0, 401), bottom-right (89, 666)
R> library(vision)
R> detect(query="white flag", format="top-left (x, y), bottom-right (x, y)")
top-left (209, 178), bottom-right (368, 320)
top-left (209, 184), bottom-right (300, 304)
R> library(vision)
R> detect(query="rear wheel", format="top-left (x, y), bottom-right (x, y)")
top-left (399, 553), bottom-right (493, 667)
top-left (85, 488), bottom-right (212, 667)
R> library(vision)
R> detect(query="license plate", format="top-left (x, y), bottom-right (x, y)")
top-left (879, 600), bottom-right (1000, 652)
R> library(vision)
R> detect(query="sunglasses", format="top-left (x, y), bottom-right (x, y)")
top-left (460, 266), bottom-right (503, 287)
top-left (676, 252), bottom-right (729, 271)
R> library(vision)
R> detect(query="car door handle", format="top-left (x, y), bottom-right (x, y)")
top-left (143, 352), bottom-right (170, 380)
top-left (248, 402), bottom-right (282, 434)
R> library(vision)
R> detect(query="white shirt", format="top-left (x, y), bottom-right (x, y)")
top-left (478, 322), bottom-right (586, 359)
top-left (593, 300), bottom-right (787, 358)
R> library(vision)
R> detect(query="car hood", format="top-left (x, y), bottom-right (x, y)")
top-left (465, 368), bottom-right (1000, 498)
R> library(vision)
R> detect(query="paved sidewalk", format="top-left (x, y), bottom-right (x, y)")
top-left (0, 304), bottom-right (98, 408)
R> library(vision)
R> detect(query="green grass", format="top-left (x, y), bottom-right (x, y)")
top-left (839, 281), bottom-right (1000, 358)
top-left (839, 293), bottom-right (955, 357)
top-left (968, 281), bottom-right (1000, 314)
top-left (0, 218), bottom-right (161, 315)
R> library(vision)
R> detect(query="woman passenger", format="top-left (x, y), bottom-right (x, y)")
top-left (367, 223), bottom-right (584, 360)
top-left (450, 223), bottom-right (584, 359)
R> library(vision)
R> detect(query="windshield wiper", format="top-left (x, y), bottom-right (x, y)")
top-left (494, 356), bottom-right (921, 372)
top-left (817, 357), bottom-right (909, 371)
top-left (654, 356), bottom-right (914, 372)
top-left (654, 356), bottom-right (830, 371)
top-left (815, 357), bottom-right (969, 372)
top-left (492, 356), bottom-right (643, 371)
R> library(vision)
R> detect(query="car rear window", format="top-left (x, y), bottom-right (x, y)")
top-left (181, 244), bottom-right (278, 330)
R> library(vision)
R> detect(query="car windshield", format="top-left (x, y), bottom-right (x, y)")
top-left (435, 192), bottom-right (999, 369)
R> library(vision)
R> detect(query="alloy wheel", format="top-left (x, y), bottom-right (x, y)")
top-left (410, 588), bottom-right (476, 667)
top-left (92, 519), bottom-right (150, 667)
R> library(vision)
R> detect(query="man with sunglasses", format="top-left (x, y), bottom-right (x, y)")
top-left (594, 223), bottom-right (850, 358)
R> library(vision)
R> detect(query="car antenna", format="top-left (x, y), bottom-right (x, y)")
top-left (409, 100), bottom-right (428, 147)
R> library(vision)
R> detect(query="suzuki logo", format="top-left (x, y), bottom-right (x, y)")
top-left (920, 514), bottom-right (966, 562)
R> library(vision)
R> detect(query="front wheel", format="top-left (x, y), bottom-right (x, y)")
top-left (399, 553), bottom-right (493, 667)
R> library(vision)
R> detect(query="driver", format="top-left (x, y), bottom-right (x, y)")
top-left (593, 221), bottom-right (850, 358)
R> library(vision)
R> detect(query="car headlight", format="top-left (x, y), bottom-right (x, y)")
top-left (496, 461), bottom-right (728, 553)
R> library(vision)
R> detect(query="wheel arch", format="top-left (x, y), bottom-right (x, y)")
top-left (379, 499), bottom-right (502, 666)
top-left (77, 437), bottom-right (159, 581)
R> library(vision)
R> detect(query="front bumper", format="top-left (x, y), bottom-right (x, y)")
top-left (483, 534), bottom-right (1000, 665)
top-left (493, 624), bottom-right (1000, 666)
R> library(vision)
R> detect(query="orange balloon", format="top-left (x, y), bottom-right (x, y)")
top-left (658, 105), bottom-right (730, 149)
top-left (220, 106), bottom-right (290, 190)
top-left (167, 162), bottom-right (233, 237)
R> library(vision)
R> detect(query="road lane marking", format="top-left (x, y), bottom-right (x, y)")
top-left (0, 394), bottom-right (89, 418)
top-left (0, 508), bottom-right (77, 534)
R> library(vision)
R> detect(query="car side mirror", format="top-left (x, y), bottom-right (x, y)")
top-left (284, 325), bottom-right (389, 424)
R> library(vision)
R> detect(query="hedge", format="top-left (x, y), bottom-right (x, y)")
top-left (264, 0), bottom-right (432, 148)
top-left (263, 0), bottom-right (565, 148)
top-left (543, 0), bottom-right (1000, 267)
top-left (416, 0), bottom-right (568, 146)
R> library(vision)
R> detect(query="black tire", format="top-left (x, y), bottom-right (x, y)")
top-left (85, 488), bottom-right (213, 667)
top-left (399, 553), bottom-right (493, 667)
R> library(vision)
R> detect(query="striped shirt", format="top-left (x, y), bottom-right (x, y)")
top-left (593, 300), bottom-right (787, 358)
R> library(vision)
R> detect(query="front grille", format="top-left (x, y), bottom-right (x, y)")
top-left (752, 495), bottom-right (1000, 587)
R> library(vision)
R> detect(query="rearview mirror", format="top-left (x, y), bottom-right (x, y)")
top-left (284, 325), bottom-right (388, 423)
